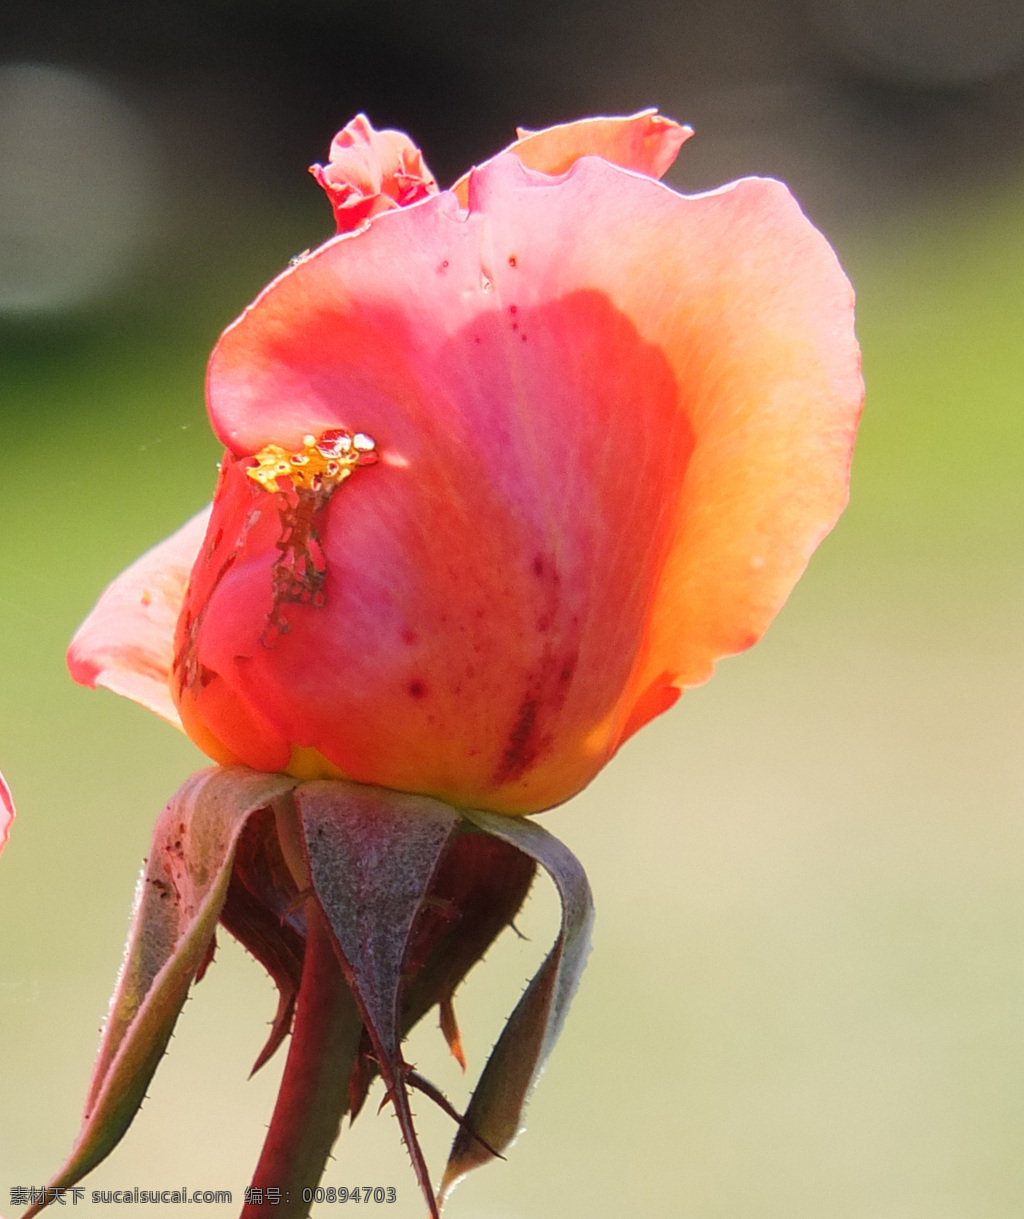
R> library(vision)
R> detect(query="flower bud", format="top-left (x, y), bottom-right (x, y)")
top-left (70, 112), bottom-right (862, 815)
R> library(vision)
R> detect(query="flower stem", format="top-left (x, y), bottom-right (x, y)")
top-left (242, 899), bottom-right (363, 1218)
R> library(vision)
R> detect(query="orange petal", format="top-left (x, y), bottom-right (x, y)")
top-left (67, 507), bottom-right (211, 727)
top-left (463, 158), bottom-right (861, 749)
top-left (460, 153), bottom-right (862, 669)
top-left (611, 177), bottom-right (862, 744)
top-left (452, 109), bottom-right (691, 206)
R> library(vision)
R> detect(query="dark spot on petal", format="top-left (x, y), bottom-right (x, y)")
top-left (559, 658), bottom-right (576, 683)
top-left (495, 697), bottom-right (539, 783)
top-left (537, 615), bottom-right (550, 632)
top-left (512, 322), bottom-right (518, 331)
top-left (401, 628), bottom-right (418, 645)
top-left (408, 679), bottom-right (427, 698)
top-left (508, 255), bottom-right (517, 267)
top-left (509, 304), bottom-right (518, 315)
top-left (532, 554), bottom-right (544, 577)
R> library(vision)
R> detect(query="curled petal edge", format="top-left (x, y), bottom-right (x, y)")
top-left (451, 109), bottom-right (691, 205)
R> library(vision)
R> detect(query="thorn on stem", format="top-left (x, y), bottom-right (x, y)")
top-left (439, 996), bottom-right (467, 1071)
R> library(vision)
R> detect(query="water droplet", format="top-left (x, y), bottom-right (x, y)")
top-left (353, 432), bottom-right (376, 452)
top-left (317, 429), bottom-right (352, 457)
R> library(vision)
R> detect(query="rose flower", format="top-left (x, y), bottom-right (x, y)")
top-left (69, 111), bottom-right (862, 817)
top-left (44, 112), bottom-right (862, 1219)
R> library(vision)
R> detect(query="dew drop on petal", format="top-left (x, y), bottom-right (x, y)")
top-left (316, 429), bottom-right (353, 458)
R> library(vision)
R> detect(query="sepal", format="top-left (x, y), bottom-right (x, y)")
top-left (28, 770), bottom-right (592, 1219)
top-left (24, 768), bottom-right (299, 1218)
top-left (439, 808), bottom-right (594, 1206)
top-left (296, 782), bottom-right (461, 1215)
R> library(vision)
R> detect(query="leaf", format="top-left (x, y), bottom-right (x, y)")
top-left (25, 768), bottom-right (298, 1218)
top-left (438, 808), bottom-right (594, 1207)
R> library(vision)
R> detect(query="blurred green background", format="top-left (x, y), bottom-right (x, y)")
top-left (2, 1), bottom-right (1024, 1216)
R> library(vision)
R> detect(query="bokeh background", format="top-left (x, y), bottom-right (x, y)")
top-left (2, 1), bottom-right (1024, 1215)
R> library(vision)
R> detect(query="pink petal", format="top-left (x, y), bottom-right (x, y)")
top-left (68, 507), bottom-right (211, 727)
top-left (0, 770), bottom-right (12, 854)
top-left (310, 114), bottom-right (438, 235)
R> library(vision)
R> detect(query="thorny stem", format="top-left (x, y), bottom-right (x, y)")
top-left (241, 900), bottom-right (363, 1219)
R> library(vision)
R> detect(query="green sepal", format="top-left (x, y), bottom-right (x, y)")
top-left (24, 768), bottom-right (298, 1218)
top-left (439, 807), bottom-right (594, 1206)
top-left (27, 770), bottom-right (590, 1219)
top-left (296, 782), bottom-right (463, 1218)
